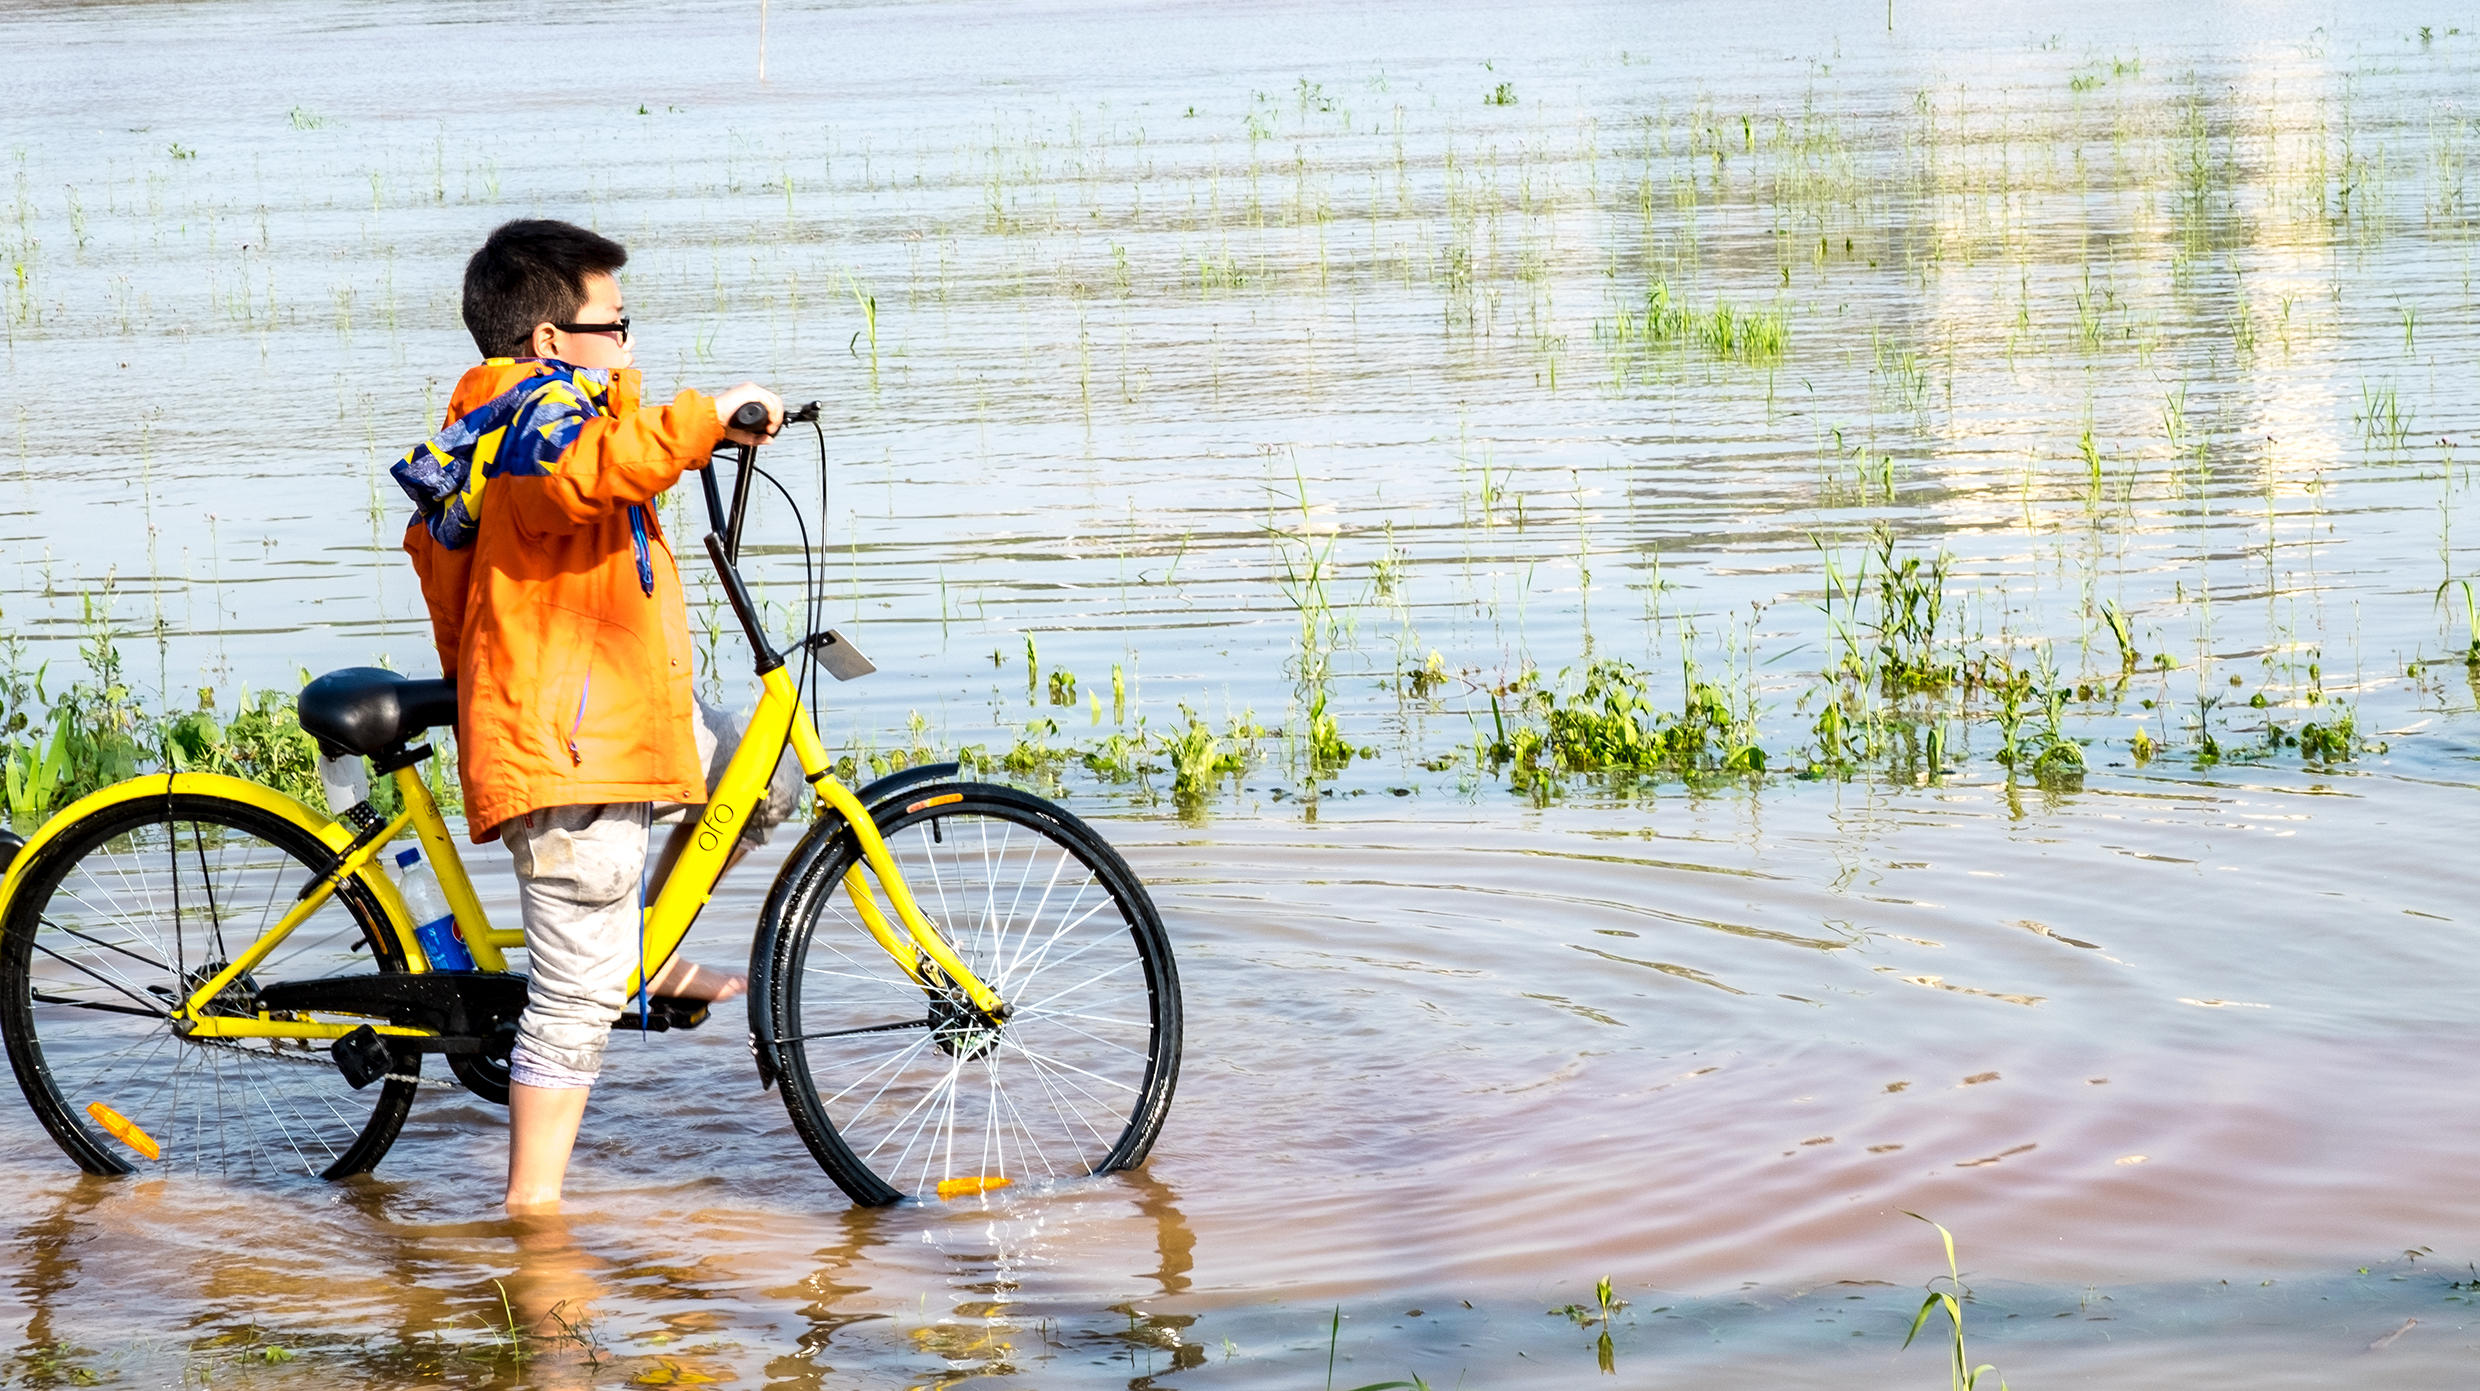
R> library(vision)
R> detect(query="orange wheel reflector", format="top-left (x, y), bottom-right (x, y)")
top-left (906, 793), bottom-right (965, 814)
top-left (85, 1102), bottom-right (160, 1161)
top-left (935, 1175), bottom-right (1011, 1199)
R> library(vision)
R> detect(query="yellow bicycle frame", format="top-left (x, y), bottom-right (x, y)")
top-left (154, 664), bottom-right (1002, 1043)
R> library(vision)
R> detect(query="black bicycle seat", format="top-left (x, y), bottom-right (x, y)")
top-left (298, 668), bottom-right (457, 760)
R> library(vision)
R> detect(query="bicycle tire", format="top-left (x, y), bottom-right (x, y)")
top-left (752, 782), bottom-right (1181, 1205)
top-left (0, 791), bottom-right (420, 1180)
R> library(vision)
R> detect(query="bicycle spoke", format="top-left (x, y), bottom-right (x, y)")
top-left (868, 1052), bottom-right (963, 1168)
top-left (988, 1053), bottom-right (1076, 1178)
top-left (1017, 1012), bottom-right (1152, 1059)
top-left (27, 936), bottom-right (171, 1014)
top-left (42, 916), bottom-right (175, 975)
top-left (1003, 1039), bottom-right (1113, 1166)
top-left (28, 992), bottom-right (165, 1020)
top-left (1012, 949), bottom-right (1146, 1017)
top-left (785, 1018), bottom-right (930, 1043)
top-left (819, 1030), bottom-right (942, 1113)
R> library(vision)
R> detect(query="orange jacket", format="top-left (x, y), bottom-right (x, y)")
top-left (403, 359), bottom-right (726, 838)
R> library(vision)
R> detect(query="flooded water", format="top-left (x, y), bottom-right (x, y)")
top-left (6, 0), bottom-right (2480, 1383)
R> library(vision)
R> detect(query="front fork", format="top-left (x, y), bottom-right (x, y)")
top-left (775, 671), bottom-right (1008, 1021)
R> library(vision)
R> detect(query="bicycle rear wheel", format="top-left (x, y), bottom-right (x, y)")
top-left (755, 783), bottom-right (1181, 1205)
top-left (0, 791), bottom-right (419, 1180)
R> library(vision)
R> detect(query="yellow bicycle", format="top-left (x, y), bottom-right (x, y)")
top-left (0, 407), bottom-right (1182, 1203)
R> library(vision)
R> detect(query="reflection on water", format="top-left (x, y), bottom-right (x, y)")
top-left (6, 0), bottom-right (2480, 1384)
top-left (4, 1161), bottom-right (2472, 1387)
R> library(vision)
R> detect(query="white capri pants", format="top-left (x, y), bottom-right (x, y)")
top-left (500, 700), bottom-right (805, 1090)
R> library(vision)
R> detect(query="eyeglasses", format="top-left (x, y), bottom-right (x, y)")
top-left (549, 317), bottom-right (630, 342)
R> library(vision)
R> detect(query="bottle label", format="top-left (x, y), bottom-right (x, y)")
top-left (414, 915), bottom-right (476, 970)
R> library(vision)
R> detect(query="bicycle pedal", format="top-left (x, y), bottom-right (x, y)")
top-left (332, 1025), bottom-right (393, 1090)
top-left (608, 996), bottom-right (711, 1032)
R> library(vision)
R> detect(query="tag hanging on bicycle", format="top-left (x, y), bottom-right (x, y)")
top-left (803, 628), bottom-right (876, 682)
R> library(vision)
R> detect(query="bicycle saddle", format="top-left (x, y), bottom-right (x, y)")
top-left (298, 667), bottom-right (457, 760)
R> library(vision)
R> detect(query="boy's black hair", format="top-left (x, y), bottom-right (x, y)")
top-left (460, 219), bottom-right (628, 358)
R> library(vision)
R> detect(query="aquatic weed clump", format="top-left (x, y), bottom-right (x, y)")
top-left (1600, 279), bottom-right (1789, 368)
top-left (1302, 690), bottom-right (1371, 778)
top-left (1483, 659), bottom-right (1764, 793)
top-left (1989, 666), bottom-right (2085, 790)
top-left (1867, 543), bottom-right (1956, 695)
top-left (2294, 708), bottom-right (2361, 763)
top-left (1159, 705), bottom-right (1248, 812)
top-left (1822, 529), bottom-right (1964, 697)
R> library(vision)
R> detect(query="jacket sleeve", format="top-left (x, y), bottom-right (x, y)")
top-left (402, 523), bottom-right (473, 676)
top-left (500, 390), bottom-right (725, 531)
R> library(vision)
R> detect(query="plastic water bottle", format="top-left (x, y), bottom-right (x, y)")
top-left (394, 847), bottom-right (475, 971)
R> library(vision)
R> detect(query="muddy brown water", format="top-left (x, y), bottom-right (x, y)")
top-left (5, 0), bottom-right (2480, 1384)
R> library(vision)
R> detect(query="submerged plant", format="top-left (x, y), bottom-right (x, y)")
top-left (1405, 650), bottom-right (1450, 699)
top-left (490, 1280), bottom-right (528, 1368)
top-left (2297, 708), bottom-right (2358, 762)
top-left (1485, 658), bottom-right (1762, 790)
top-left (1901, 1214), bottom-right (2007, 1391)
top-left (1080, 730), bottom-right (1156, 783)
top-left (999, 717), bottom-right (1067, 779)
top-left (2192, 694), bottom-right (2222, 764)
top-left (2432, 578), bottom-right (2480, 665)
top-left (1159, 706), bottom-right (1244, 808)
top-left (1868, 531), bottom-right (1954, 693)
top-left (2100, 601), bottom-right (2139, 672)
top-left (2028, 694), bottom-right (2085, 787)
top-left (1303, 690), bottom-right (1368, 776)
top-left (1603, 280), bottom-right (1789, 367)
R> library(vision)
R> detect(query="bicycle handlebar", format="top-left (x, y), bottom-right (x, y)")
top-left (709, 397), bottom-right (822, 546)
top-left (729, 399), bottom-right (824, 434)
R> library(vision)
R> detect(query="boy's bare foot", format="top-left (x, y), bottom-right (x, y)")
top-left (649, 957), bottom-right (747, 1002)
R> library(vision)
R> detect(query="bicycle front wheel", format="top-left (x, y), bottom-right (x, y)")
top-left (0, 791), bottom-right (419, 1180)
top-left (757, 783), bottom-right (1181, 1205)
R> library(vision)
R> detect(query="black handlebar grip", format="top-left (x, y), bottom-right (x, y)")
top-left (730, 401), bottom-right (771, 431)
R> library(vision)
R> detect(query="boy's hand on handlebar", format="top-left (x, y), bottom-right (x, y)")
top-left (712, 383), bottom-right (783, 448)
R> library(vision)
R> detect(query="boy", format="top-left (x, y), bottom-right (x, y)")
top-left (393, 218), bottom-right (781, 1211)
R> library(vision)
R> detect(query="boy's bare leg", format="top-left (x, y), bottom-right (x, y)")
top-left (644, 814), bottom-right (750, 1001)
top-left (506, 1081), bottom-right (592, 1212)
